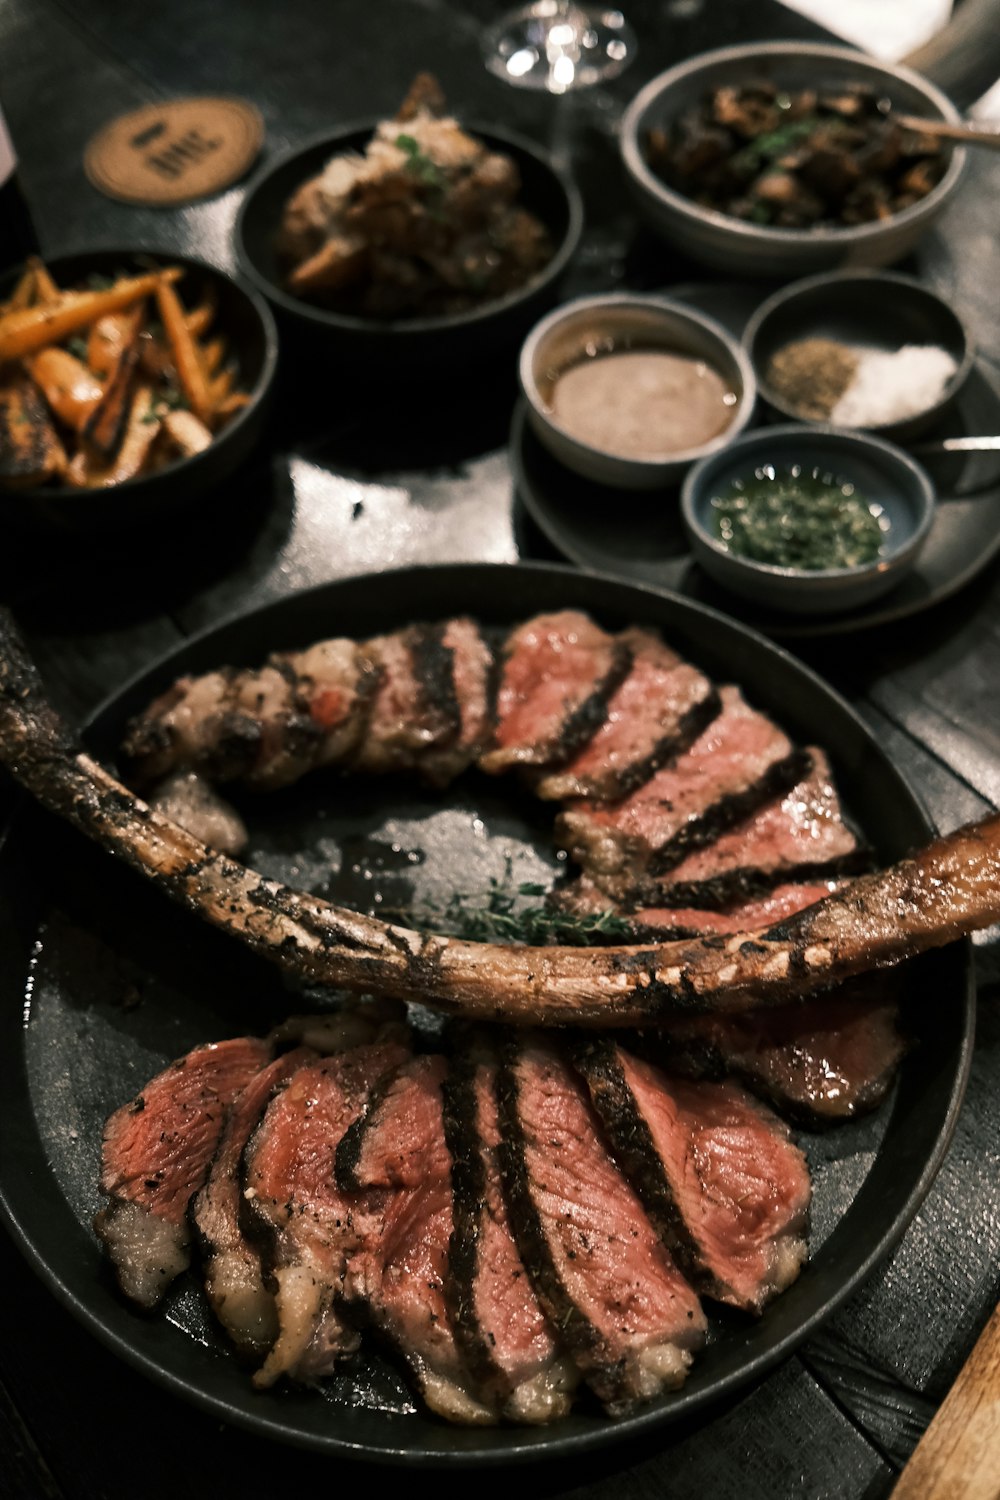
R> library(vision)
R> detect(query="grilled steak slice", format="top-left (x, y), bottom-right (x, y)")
top-left (552, 874), bottom-right (838, 940)
top-left (634, 749), bottom-right (865, 910)
top-left (120, 638), bottom-right (380, 790)
top-left (573, 1041), bottom-right (810, 1313)
top-left (558, 686), bottom-right (809, 901)
top-left (418, 617), bottom-right (496, 786)
top-left (533, 630), bottom-right (721, 803)
top-left (267, 635), bottom-right (381, 777)
top-left (192, 1045), bottom-right (315, 1358)
top-left (243, 1021), bottom-right (411, 1388)
top-left (441, 1044), bottom-right (578, 1424)
top-left (478, 611), bottom-right (632, 775)
top-left (496, 1036), bottom-right (706, 1413)
top-left (643, 975), bottom-right (908, 1126)
top-left (95, 1035), bottom-right (271, 1308)
top-left (337, 1054), bottom-right (500, 1424)
top-left (350, 623), bottom-right (461, 776)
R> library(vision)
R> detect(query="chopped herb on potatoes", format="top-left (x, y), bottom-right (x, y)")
top-left (0, 258), bottom-right (250, 491)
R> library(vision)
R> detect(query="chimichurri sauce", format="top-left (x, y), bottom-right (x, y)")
top-left (710, 464), bottom-right (887, 570)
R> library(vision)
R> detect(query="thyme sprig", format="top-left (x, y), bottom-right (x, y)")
top-left (393, 872), bottom-right (633, 947)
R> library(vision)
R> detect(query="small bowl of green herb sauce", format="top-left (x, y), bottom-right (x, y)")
top-left (680, 424), bottom-right (935, 614)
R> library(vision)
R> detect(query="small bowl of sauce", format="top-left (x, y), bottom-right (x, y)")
top-left (681, 424), bottom-right (935, 615)
top-left (519, 294), bottom-right (756, 490)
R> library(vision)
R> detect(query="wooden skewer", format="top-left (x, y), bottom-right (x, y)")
top-left (895, 114), bottom-right (1000, 151)
top-left (891, 1302), bottom-right (1000, 1498)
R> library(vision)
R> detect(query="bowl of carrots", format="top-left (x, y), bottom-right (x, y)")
top-left (0, 248), bottom-right (278, 536)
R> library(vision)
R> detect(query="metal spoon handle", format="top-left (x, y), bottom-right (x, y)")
top-left (911, 436), bottom-right (1000, 455)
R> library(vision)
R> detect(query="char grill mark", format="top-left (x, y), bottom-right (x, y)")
top-left (534, 629), bottom-right (721, 803)
top-left (94, 1035), bottom-right (271, 1308)
top-left (632, 749), bottom-right (867, 910)
top-left (192, 1045), bottom-right (315, 1358)
top-left (350, 623), bottom-right (461, 776)
top-left (418, 617), bottom-right (496, 787)
top-left (337, 1054), bottom-right (501, 1425)
top-left (441, 1043), bottom-right (578, 1424)
top-left (242, 1023), bottom-right (411, 1389)
top-left (478, 610), bottom-right (632, 775)
top-left (550, 875), bottom-right (840, 942)
top-left (557, 687), bottom-right (810, 902)
top-left (496, 1035), bottom-right (706, 1413)
top-left (573, 1041), bottom-right (810, 1313)
top-left (640, 974), bottom-right (908, 1126)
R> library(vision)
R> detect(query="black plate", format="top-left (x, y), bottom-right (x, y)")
top-left (0, 562), bottom-right (974, 1466)
top-left (513, 286), bottom-right (1000, 638)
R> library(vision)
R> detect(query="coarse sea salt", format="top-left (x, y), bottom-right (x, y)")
top-left (831, 343), bottom-right (958, 428)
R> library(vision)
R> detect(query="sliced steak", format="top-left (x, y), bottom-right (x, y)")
top-left (442, 1044), bottom-right (579, 1424)
top-left (627, 882), bottom-right (840, 938)
top-left (533, 630), bottom-right (721, 803)
top-left (478, 610), bottom-right (632, 775)
top-left (573, 1041), bottom-right (810, 1313)
top-left (192, 1045), bottom-right (316, 1358)
top-left (635, 749), bottom-right (866, 909)
top-left (642, 974), bottom-right (908, 1126)
top-left (557, 686), bottom-right (809, 901)
top-left (418, 617), bottom-right (497, 787)
top-left (94, 1035), bottom-right (271, 1308)
top-left (120, 638), bottom-right (380, 791)
top-left (496, 1036), bottom-right (706, 1414)
top-left (551, 874), bottom-right (837, 940)
top-left (243, 1021), bottom-right (411, 1389)
top-left (268, 635), bottom-right (381, 777)
top-left (338, 1053), bottom-right (500, 1424)
top-left (350, 623), bottom-right (461, 776)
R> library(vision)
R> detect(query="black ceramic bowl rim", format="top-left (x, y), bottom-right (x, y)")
top-left (233, 120), bottom-right (584, 336)
top-left (620, 40), bottom-right (967, 247)
top-left (742, 268), bottom-right (976, 431)
top-left (0, 246), bottom-right (279, 503)
top-left (680, 422), bottom-right (937, 581)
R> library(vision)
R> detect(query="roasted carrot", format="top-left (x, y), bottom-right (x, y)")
top-left (184, 291), bottom-right (216, 338)
top-left (0, 269), bottom-right (180, 365)
top-left (65, 384), bottom-right (161, 488)
top-left (155, 275), bottom-right (212, 423)
top-left (28, 257), bottom-right (61, 303)
top-left (23, 348), bottom-right (104, 431)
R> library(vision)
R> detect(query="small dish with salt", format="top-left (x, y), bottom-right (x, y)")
top-left (744, 270), bottom-right (973, 445)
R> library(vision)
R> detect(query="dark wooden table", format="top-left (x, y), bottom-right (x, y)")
top-left (2, 3), bottom-right (1000, 1496)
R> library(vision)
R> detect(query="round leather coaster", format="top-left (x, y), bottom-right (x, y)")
top-left (84, 97), bottom-right (264, 206)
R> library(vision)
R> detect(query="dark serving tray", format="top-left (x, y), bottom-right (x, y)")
top-left (512, 287), bottom-right (1000, 638)
top-left (0, 562), bottom-right (975, 1465)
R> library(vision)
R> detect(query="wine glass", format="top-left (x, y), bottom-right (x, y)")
top-left (482, 0), bottom-right (636, 95)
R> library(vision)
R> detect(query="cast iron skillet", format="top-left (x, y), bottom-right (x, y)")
top-left (0, 562), bottom-right (974, 1465)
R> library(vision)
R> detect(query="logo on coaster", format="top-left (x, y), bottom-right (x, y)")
top-left (85, 97), bottom-right (264, 206)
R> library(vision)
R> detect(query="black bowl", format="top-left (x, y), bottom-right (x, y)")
top-left (743, 269), bottom-right (974, 445)
top-left (233, 121), bottom-right (583, 373)
top-left (0, 248), bottom-right (278, 539)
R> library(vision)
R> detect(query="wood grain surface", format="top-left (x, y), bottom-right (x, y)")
top-left (892, 1303), bottom-right (1000, 1498)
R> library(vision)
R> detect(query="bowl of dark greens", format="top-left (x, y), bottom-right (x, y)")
top-left (680, 424), bottom-right (936, 614)
top-left (620, 41), bottom-right (967, 277)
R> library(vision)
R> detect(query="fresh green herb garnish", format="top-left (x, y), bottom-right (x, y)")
top-left (65, 335), bottom-right (90, 361)
top-left (731, 116), bottom-right (823, 173)
top-left (392, 871), bottom-right (633, 947)
top-left (395, 132), bottom-right (448, 195)
top-left (711, 465), bottom-right (886, 571)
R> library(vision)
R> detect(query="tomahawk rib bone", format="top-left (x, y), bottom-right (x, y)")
top-left (1, 606), bottom-right (997, 1027)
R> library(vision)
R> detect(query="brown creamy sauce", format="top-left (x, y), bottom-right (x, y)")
top-left (545, 348), bottom-right (738, 459)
